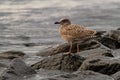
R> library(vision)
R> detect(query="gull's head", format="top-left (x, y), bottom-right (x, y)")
top-left (54, 18), bottom-right (71, 25)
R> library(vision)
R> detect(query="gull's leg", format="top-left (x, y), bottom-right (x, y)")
top-left (77, 43), bottom-right (80, 53)
top-left (63, 42), bottom-right (72, 55)
top-left (69, 42), bottom-right (72, 53)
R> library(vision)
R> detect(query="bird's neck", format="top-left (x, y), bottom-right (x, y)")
top-left (61, 24), bottom-right (70, 27)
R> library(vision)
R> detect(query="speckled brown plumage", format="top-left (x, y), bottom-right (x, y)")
top-left (59, 24), bottom-right (96, 42)
top-left (55, 18), bottom-right (96, 54)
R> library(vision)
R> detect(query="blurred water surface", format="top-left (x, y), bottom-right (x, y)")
top-left (0, 0), bottom-right (120, 53)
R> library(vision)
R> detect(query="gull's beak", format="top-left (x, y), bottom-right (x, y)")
top-left (54, 21), bottom-right (60, 24)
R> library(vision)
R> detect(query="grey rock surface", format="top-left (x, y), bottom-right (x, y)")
top-left (111, 71), bottom-right (120, 80)
top-left (0, 58), bottom-right (36, 80)
top-left (0, 51), bottom-right (25, 59)
top-left (79, 56), bottom-right (120, 75)
top-left (32, 54), bottom-right (85, 72)
top-left (42, 71), bottom-right (113, 80)
top-left (36, 40), bottom-right (100, 57)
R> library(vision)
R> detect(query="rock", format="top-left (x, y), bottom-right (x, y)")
top-left (0, 63), bottom-right (7, 68)
top-left (78, 43), bottom-right (113, 58)
top-left (117, 28), bottom-right (120, 30)
top-left (111, 71), bottom-right (120, 80)
top-left (108, 30), bottom-right (120, 42)
top-left (95, 30), bottom-right (106, 37)
top-left (97, 30), bottom-right (120, 49)
top-left (79, 56), bottom-right (120, 75)
top-left (36, 40), bottom-right (100, 57)
top-left (33, 69), bottom-right (68, 79)
top-left (98, 36), bottom-right (120, 49)
top-left (0, 63), bottom-right (7, 77)
top-left (0, 51), bottom-right (25, 59)
top-left (32, 54), bottom-right (85, 72)
top-left (0, 59), bottom-right (13, 69)
top-left (0, 68), bottom-right (6, 76)
top-left (37, 38), bottom-right (113, 57)
top-left (43, 71), bottom-right (113, 80)
top-left (0, 58), bottom-right (36, 80)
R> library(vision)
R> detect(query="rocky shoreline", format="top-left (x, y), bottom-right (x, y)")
top-left (0, 28), bottom-right (120, 80)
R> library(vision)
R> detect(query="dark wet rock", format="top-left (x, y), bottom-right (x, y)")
top-left (35, 69), bottom-right (68, 79)
top-left (36, 43), bottom-right (69, 57)
top-left (111, 71), bottom-right (120, 80)
top-left (37, 38), bottom-right (113, 58)
top-left (0, 58), bottom-right (36, 80)
top-left (79, 56), bottom-right (120, 75)
top-left (0, 51), bottom-right (25, 59)
top-left (108, 30), bottom-right (120, 42)
top-left (78, 43), bottom-right (113, 58)
top-left (43, 71), bottom-right (113, 80)
top-left (0, 59), bottom-right (13, 68)
top-left (98, 36), bottom-right (120, 49)
top-left (36, 40), bottom-right (100, 57)
top-left (0, 68), bottom-right (6, 76)
top-left (32, 54), bottom-right (85, 72)
top-left (117, 28), bottom-right (120, 30)
top-left (97, 30), bottom-right (120, 49)
top-left (95, 30), bottom-right (106, 37)
top-left (0, 63), bottom-right (7, 68)
top-left (0, 63), bottom-right (7, 77)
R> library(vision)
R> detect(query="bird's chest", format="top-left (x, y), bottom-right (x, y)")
top-left (59, 26), bottom-right (73, 42)
top-left (59, 26), bottom-right (66, 35)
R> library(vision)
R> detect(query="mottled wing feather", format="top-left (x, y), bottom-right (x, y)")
top-left (62, 24), bottom-right (85, 35)
top-left (63, 24), bottom-right (96, 38)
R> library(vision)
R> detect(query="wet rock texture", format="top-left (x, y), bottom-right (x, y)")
top-left (79, 56), bottom-right (120, 75)
top-left (97, 29), bottom-right (120, 49)
top-left (98, 37), bottom-right (120, 49)
top-left (37, 40), bottom-right (101, 57)
top-left (32, 40), bottom-right (114, 72)
top-left (108, 30), bottom-right (120, 42)
top-left (77, 43), bottom-right (113, 58)
top-left (32, 54), bottom-right (85, 72)
top-left (0, 58), bottom-right (36, 80)
top-left (42, 71), bottom-right (113, 80)
top-left (0, 51), bottom-right (25, 59)
top-left (111, 71), bottom-right (120, 80)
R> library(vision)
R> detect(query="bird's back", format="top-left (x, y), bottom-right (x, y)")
top-left (59, 24), bottom-right (96, 42)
